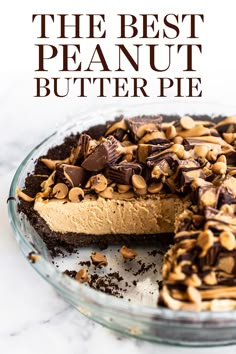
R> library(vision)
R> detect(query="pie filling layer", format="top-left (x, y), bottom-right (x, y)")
top-left (34, 194), bottom-right (188, 235)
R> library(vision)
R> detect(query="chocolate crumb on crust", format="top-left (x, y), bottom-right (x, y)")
top-left (63, 270), bottom-right (77, 278)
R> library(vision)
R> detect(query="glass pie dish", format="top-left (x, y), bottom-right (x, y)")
top-left (8, 100), bottom-right (236, 346)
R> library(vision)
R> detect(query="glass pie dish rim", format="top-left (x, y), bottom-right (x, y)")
top-left (7, 101), bottom-right (236, 342)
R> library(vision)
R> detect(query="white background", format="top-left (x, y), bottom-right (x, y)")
top-left (1, 1), bottom-right (236, 353)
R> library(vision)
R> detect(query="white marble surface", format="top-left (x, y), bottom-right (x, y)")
top-left (2, 0), bottom-right (236, 352)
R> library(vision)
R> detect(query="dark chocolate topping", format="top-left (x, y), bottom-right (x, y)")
top-left (57, 164), bottom-right (88, 188)
top-left (215, 120), bottom-right (236, 133)
top-left (82, 136), bottom-right (120, 172)
top-left (105, 162), bottom-right (142, 185)
top-left (137, 143), bottom-right (171, 164)
top-left (126, 115), bottom-right (162, 142)
top-left (76, 133), bottom-right (91, 163)
top-left (225, 151), bottom-right (236, 165)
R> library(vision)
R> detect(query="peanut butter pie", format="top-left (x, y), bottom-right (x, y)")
top-left (17, 114), bottom-right (236, 311)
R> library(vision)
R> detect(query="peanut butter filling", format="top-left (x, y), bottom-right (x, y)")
top-left (34, 194), bottom-right (187, 235)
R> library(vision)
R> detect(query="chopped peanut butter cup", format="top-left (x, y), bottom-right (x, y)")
top-left (82, 136), bottom-right (120, 171)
